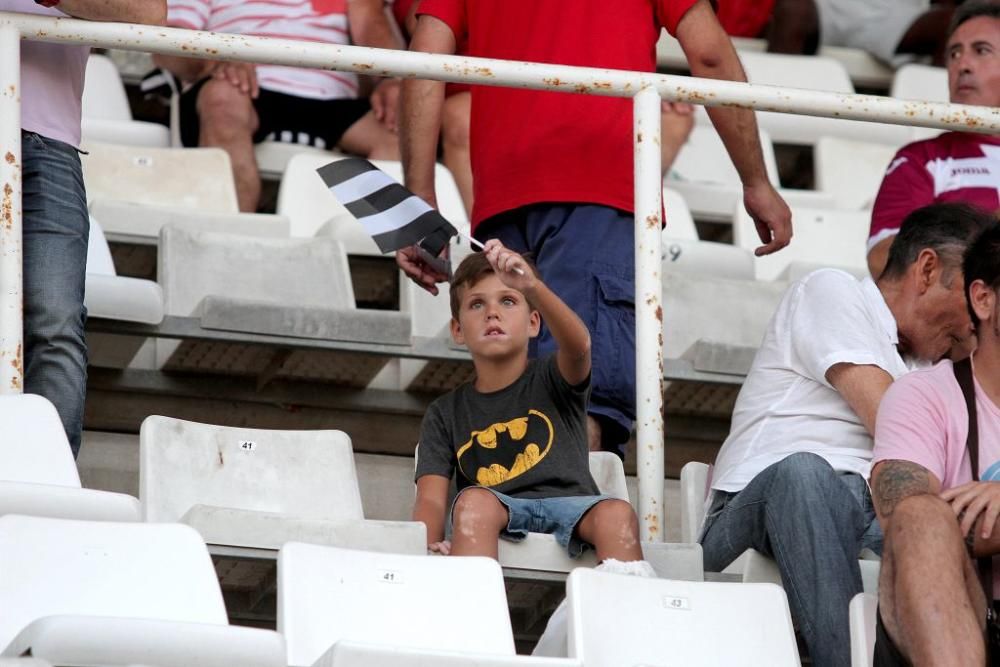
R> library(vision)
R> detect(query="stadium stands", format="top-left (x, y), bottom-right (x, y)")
top-left (0, 515), bottom-right (286, 667)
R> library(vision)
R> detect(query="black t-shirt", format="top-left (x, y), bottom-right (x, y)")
top-left (415, 356), bottom-right (600, 499)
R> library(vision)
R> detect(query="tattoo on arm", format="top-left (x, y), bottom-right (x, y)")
top-left (873, 460), bottom-right (932, 518)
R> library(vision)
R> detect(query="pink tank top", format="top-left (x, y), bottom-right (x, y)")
top-left (5, 1), bottom-right (89, 147)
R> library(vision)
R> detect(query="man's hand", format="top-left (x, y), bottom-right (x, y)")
top-left (483, 239), bottom-right (535, 293)
top-left (371, 78), bottom-right (402, 133)
top-left (212, 62), bottom-right (259, 99)
top-left (428, 540), bottom-right (452, 555)
top-left (743, 181), bottom-right (792, 256)
top-left (396, 244), bottom-right (449, 295)
top-left (941, 481), bottom-right (1000, 540)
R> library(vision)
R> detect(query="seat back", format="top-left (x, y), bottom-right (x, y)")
top-left (329, 641), bottom-right (582, 666)
top-left (669, 125), bottom-right (780, 190)
top-left (86, 216), bottom-right (116, 277)
top-left (0, 395), bottom-right (80, 487)
top-left (849, 592), bottom-right (878, 667)
top-left (277, 154), bottom-right (469, 242)
top-left (81, 142), bottom-right (239, 213)
top-left (140, 415), bottom-right (364, 522)
top-left (81, 54), bottom-right (132, 122)
top-left (891, 64), bottom-right (948, 103)
top-left (680, 461), bottom-right (710, 543)
top-left (734, 206), bottom-right (870, 281)
top-left (815, 137), bottom-right (899, 210)
top-left (278, 543), bottom-right (515, 667)
top-left (0, 515), bottom-right (228, 651)
top-left (588, 452), bottom-right (629, 501)
top-left (662, 187), bottom-right (697, 241)
top-left (567, 569), bottom-right (799, 666)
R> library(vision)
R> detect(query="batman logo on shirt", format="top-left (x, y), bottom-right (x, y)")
top-left (456, 409), bottom-right (555, 487)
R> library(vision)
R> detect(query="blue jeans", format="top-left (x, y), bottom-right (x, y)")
top-left (700, 452), bottom-right (883, 667)
top-left (21, 131), bottom-right (89, 457)
top-left (476, 204), bottom-right (636, 452)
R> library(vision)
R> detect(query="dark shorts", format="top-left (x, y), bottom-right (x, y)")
top-left (450, 487), bottom-right (610, 558)
top-left (475, 203), bottom-right (636, 453)
top-left (179, 78), bottom-right (371, 150)
top-left (874, 603), bottom-right (1000, 666)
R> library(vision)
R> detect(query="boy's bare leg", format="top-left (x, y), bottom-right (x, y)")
top-left (442, 91), bottom-right (473, 215)
top-left (196, 77), bottom-right (261, 213)
top-left (879, 494), bottom-right (987, 666)
top-left (575, 499), bottom-right (643, 562)
top-left (450, 487), bottom-right (510, 558)
top-left (339, 110), bottom-right (401, 161)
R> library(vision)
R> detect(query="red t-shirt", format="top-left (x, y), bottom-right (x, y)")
top-left (418, 0), bottom-right (698, 230)
top-left (714, 0), bottom-right (774, 38)
top-left (869, 132), bottom-right (1000, 248)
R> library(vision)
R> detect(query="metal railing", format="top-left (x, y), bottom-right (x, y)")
top-left (2, 11), bottom-right (999, 541)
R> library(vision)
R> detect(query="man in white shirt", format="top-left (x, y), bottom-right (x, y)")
top-left (700, 203), bottom-right (996, 667)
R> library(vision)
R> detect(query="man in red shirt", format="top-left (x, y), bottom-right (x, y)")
top-left (868, 0), bottom-right (1000, 278)
top-left (397, 0), bottom-right (791, 454)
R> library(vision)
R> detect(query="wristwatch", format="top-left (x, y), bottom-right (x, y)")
top-left (35, 0), bottom-right (60, 7)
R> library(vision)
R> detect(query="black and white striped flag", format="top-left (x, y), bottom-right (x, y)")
top-left (317, 158), bottom-right (458, 257)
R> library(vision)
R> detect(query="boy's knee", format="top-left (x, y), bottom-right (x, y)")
top-left (588, 499), bottom-right (639, 536)
top-left (452, 488), bottom-right (507, 533)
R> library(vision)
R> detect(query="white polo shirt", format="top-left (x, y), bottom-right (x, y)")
top-left (711, 269), bottom-right (912, 493)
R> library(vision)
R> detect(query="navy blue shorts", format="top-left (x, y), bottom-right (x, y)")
top-left (476, 204), bottom-right (636, 452)
top-left (451, 487), bottom-right (611, 558)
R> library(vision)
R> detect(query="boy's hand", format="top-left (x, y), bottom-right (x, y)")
top-left (428, 540), bottom-right (452, 555)
top-left (483, 239), bottom-right (535, 292)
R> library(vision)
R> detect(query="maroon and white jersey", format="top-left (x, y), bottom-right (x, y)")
top-left (166, 0), bottom-right (357, 100)
top-left (869, 132), bottom-right (1000, 250)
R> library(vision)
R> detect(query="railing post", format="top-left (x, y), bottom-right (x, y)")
top-left (0, 22), bottom-right (22, 394)
top-left (633, 86), bottom-right (664, 542)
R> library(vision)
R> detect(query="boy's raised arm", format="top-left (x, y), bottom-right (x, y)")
top-left (483, 240), bottom-right (591, 386)
top-left (413, 474), bottom-right (452, 553)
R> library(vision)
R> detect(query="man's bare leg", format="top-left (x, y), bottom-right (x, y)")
top-left (450, 487), bottom-right (509, 558)
top-left (575, 499), bottom-right (643, 562)
top-left (441, 91), bottom-right (474, 215)
top-left (196, 78), bottom-right (261, 212)
top-left (339, 110), bottom-right (401, 161)
top-left (880, 494), bottom-right (987, 666)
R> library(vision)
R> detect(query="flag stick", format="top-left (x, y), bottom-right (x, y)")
top-left (457, 230), bottom-right (525, 276)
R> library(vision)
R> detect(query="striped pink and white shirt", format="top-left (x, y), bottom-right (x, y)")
top-left (166, 0), bottom-right (358, 99)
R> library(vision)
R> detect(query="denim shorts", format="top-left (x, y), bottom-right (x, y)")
top-left (451, 487), bottom-right (610, 558)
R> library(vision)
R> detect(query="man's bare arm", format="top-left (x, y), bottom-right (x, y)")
top-left (826, 362), bottom-right (894, 436)
top-left (871, 459), bottom-right (939, 524)
top-left (58, 0), bottom-right (166, 25)
top-left (674, 0), bottom-right (791, 256)
top-left (347, 0), bottom-right (404, 50)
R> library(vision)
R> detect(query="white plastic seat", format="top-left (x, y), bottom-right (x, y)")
top-left (81, 141), bottom-right (239, 212)
top-left (815, 137), bottom-right (900, 210)
top-left (0, 515), bottom-right (286, 667)
top-left (255, 140), bottom-right (346, 180)
top-left (323, 641), bottom-right (581, 667)
top-left (277, 153), bottom-right (469, 243)
top-left (700, 51), bottom-right (911, 147)
top-left (278, 543), bottom-right (516, 667)
top-left (681, 462), bottom-right (881, 592)
top-left (659, 187), bottom-right (757, 280)
top-left (0, 394), bottom-right (139, 522)
top-left (666, 125), bottom-right (781, 222)
top-left (850, 592), bottom-right (878, 667)
top-left (85, 215), bottom-right (165, 368)
top-left (566, 568), bottom-right (800, 666)
top-left (81, 54), bottom-right (170, 148)
top-left (890, 64), bottom-right (949, 141)
top-left (140, 415), bottom-right (424, 554)
top-left (156, 226), bottom-right (403, 386)
top-left (734, 205), bottom-right (871, 281)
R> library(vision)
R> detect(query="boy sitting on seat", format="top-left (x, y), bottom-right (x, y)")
top-left (412, 239), bottom-right (645, 565)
